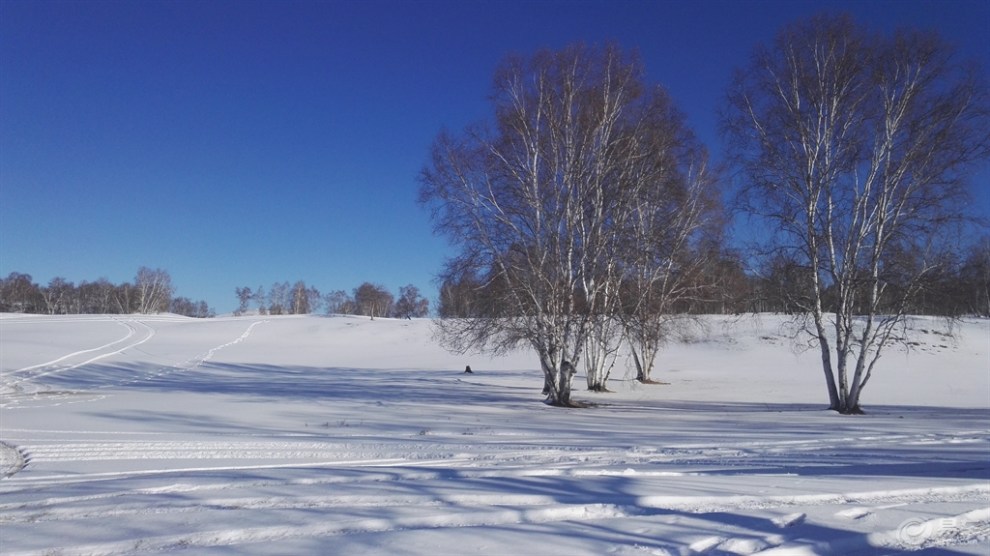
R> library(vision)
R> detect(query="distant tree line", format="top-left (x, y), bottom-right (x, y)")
top-left (438, 238), bottom-right (990, 319)
top-left (0, 267), bottom-right (214, 317)
top-left (234, 281), bottom-right (429, 319)
top-left (745, 240), bottom-right (990, 318)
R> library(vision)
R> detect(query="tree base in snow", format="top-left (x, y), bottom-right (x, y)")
top-left (637, 378), bottom-right (670, 385)
top-left (833, 405), bottom-right (866, 415)
top-left (543, 398), bottom-right (598, 408)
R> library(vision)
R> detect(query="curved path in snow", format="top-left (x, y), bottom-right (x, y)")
top-left (1, 317), bottom-right (156, 407)
top-left (1, 317), bottom-right (266, 410)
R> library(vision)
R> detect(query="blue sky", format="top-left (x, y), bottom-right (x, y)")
top-left (2, 0), bottom-right (988, 314)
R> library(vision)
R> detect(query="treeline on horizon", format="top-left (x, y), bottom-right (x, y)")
top-left (232, 282), bottom-right (429, 319)
top-left (0, 267), bottom-right (213, 317)
top-left (436, 240), bottom-right (990, 319)
top-left (0, 269), bottom-right (431, 320)
top-left (1, 241), bottom-right (987, 320)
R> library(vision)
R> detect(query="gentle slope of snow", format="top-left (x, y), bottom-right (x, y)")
top-left (1, 313), bottom-right (987, 555)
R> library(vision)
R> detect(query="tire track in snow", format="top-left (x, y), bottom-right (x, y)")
top-left (6, 428), bottom-right (987, 490)
top-left (0, 318), bottom-right (156, 408)
top-left (7, 317), bottom-right (135, 375)
top-left (6, 319), bottom-right (154, 386)
top-left (1, 319), bottom-right (267, 410)
top-left (21, 439), bottom-right (440, 463)
top-left (90, 318), bottom-right (268, 389)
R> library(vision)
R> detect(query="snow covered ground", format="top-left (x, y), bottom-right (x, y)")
top-left (0, 313), bottom-right (987, 555)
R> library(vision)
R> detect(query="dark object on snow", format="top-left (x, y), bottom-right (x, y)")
top-left (464, 365), bottom-right (473, 374)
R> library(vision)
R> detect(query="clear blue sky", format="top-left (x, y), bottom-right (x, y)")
top-left (2, 0), bottom-right (987, 314)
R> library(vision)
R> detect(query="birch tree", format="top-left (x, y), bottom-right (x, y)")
top-left (324, 289), bottom-right (355, 315)
top-left (234, 286), bottom-right (253, 316)
top-left (615, 101), bottom-right (720, 384)
top-left (267, 282), bottom-right (289, 315)
top-left (421, 44), bottom-right (712, 404)
top-left (394, 284), bottom-right (430, 318)
top-left (41, 277), bottom-right (73, 315)
top-left (291, 281), bottom-right (314, 314)
top-left (619, 174), bottom-right (720, 383)
top-left (353, 282), bottom-right (393, 319)
top-left (725, 15), bottom-right (989, 413)
top-left (135, 267), bottom-right (173, 314)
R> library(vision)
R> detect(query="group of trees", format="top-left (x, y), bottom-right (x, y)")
top-left (3, 15), bottom-right (985, 416)
top-left (0, 267), bottom-right (214, 317)
top-left (234, 282), bottom-right (429, 319)
top-left (421, 15), bottom-right (989, 412)
top-left (421, 43), bottom-right (725, 405)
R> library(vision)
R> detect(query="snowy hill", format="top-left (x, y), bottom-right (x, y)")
top-left (1, 313), bottom-right (987, 555)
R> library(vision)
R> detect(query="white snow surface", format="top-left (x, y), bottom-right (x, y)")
top-left (1, 313), bottom-right (987, 555)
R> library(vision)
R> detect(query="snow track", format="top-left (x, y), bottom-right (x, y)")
top-left (8, 317), bottom-right (138, 374)
top-left (1, 316), bottom-right (266, 409)
top-left (1, 317), bottom-right (155, 407)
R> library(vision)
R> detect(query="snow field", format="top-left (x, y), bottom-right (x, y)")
top-left (0, 313), bottom-right (987, 555)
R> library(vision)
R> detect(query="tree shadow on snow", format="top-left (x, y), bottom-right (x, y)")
top-left (40, 361), bottom-right (537, 407)
top-left (317, 469), bottom-right (984, 556)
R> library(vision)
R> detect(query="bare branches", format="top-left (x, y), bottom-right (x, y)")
top-left (421, 44), bottom-right (720, 404)
top-left (725, 14), bottom-right (990, 414)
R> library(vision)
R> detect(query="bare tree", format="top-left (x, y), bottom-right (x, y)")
top-left (268, 282), bottom-right (290, 315)
top-left (78, 278), bottom-right (116, 314)
top-left (234, 286), bottom-right (253, 316)
top-left (306, 286), bottom-right (323, 314)
top-left (614, 107), bottom-right (721, 385)
top-left (253, 285), bottom-right (267, 315)
top-left (394, 284), bottom-right (430, 318)
top-left (291, 281), bottom-right (312, 314)
top-left (436, 269), bottom-right (495, 318)
top-left (353, 282), bottom-right (393, 319)
top-left (170, 297), bottom-right (195, 316)
top-left (0, 273), bottom-right (41, 313)
top-left (324, 289), bottom-right (355, 315)
top-left (135, 267), bottom-right (174, 314)
top-left (114, 282), bottom-right (135, 313)
top-left (41, 277), bottom-right (73, 315)
top-left (171, 297), bottom-right (214, 318)
top-left (725, 14), bottom-right (990, 413)
top-left (421, 44), bottom-right (710, 405)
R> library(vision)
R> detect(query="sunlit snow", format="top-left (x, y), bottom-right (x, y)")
top-left (1, 313), bottom-right (987, 555)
